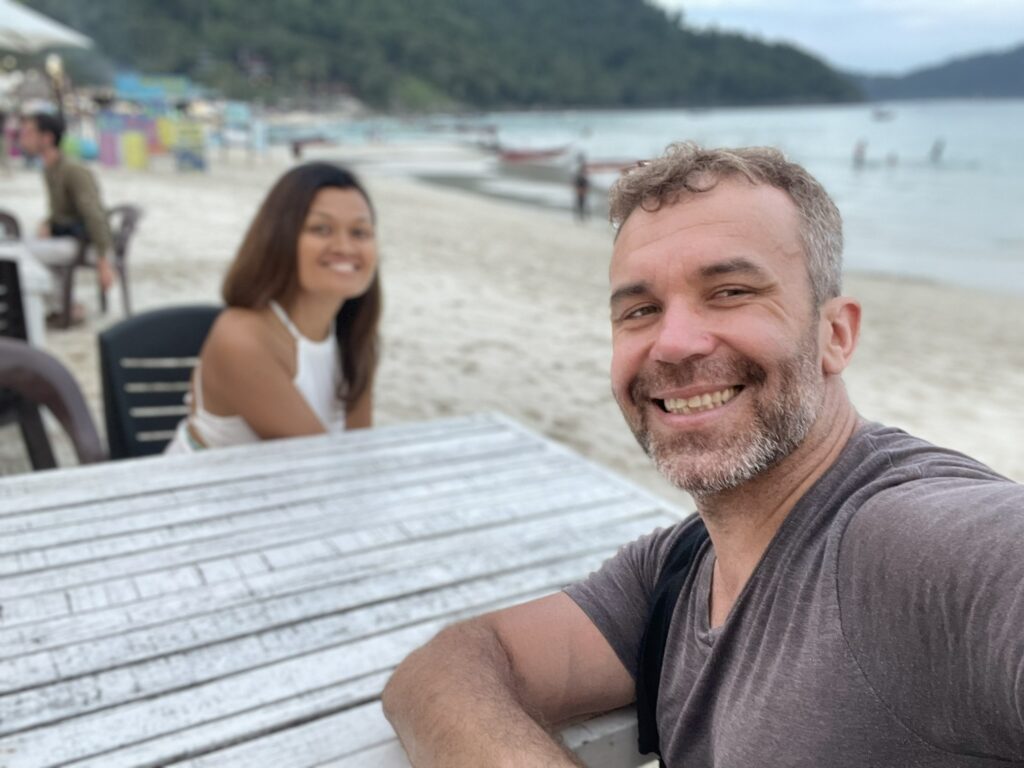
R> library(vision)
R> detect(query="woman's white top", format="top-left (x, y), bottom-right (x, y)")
top-left (164, 301), bottom-right (345, 454)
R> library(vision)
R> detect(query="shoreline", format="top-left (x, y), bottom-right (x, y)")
top-left (318, 139), bottom-right (1024, 300)
top-left (1, 146), bottom-right (1021, 502)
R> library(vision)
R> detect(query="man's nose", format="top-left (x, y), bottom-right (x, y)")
top-left (650, 302), bottom-right (717, 364)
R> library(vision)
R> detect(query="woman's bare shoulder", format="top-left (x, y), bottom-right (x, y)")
top-left (202, 307), bottom-right (285, 369)
top-left (207, 307), bottom-right (267, 343)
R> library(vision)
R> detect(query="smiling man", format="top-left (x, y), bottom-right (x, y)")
top-left (382, 144), bottom-right (1024, 767)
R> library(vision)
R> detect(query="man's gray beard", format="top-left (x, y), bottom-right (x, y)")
top-left (622, 330), bottom-right (824, 496)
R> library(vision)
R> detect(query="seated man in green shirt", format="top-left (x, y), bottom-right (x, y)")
top-left (19, 111), bottom-right (115, 316)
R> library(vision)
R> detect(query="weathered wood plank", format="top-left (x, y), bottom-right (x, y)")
top-left (62, 674), bottom-right (395, 768)
top-left (314, 739), bottom-right (409, 768)
top-left (99, 696), bottom-right (397, 768)
top-left (0, 414), bottom-right (681, 768)
top-left (0, 415), bottom-right (489, 509)
top-left (174, 702), bottom-right (397, 767)
top-left (0, 511), bottom-right (655, 696)
top-left (0, 415), bottom-right (507, 514)
top-left (0, 441), bottom-right (591, 569)
top-left (1, 517), bottom-right (659, 732)
top-left (0, 424), bottom-right (534, 532)
top-left (0, 448), bottom-right (581, 570)
top-left (311, 708), bottom-right (647, 768)
top-left (168, 704), bottom-right (647, 768)
top-left (0, 495), bottom-right (664, 654)
top-left (0, 456), bottom-right (603, 601)
top-left (0, 471), bottom-right (630, 634)
top-left (0, 585), bottom-right (563, 766)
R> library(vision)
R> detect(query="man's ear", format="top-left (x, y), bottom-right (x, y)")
top-left (819, 296), bottom-right (861, 375)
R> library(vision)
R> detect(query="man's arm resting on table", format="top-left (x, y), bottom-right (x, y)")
top-left (382, 592), bottom-right (635, 767)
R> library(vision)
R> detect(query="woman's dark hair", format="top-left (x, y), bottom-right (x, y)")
top-left (222, 162), bottom-right (381, 410)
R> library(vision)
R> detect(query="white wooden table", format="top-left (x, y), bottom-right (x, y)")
top-left (0, 413), bottom-right (683, 767)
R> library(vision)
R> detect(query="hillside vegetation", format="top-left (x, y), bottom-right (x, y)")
top-left (858, 43), bottom-right (1024, 100)
top-left (25, 0), bottom-right (861, 110)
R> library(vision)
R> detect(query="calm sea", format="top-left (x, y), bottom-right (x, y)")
top-left (317, 100), bottom-right (1024, 296)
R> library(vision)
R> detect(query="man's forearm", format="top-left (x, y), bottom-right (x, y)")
top-left (382, 620), bottom-right (584, 768)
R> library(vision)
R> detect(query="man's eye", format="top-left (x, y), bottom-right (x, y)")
top-left (622, 305), bottom-right (658, 320)
top-left (712, 287), bottom-right (751, 299)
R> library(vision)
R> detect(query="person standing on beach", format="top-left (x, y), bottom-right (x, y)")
top-left (382, 143), bottom-right (1024, 766)
top-left (0, 111), bottom-right (10, 176)
top-left (164, 162), bottom-right (380, 453)
top-left (18, 111), bottom-right (115, 317)
top-left (852, 139), bottom-right (867, 169)
top-left (573, 154), bottom-right (591, 221)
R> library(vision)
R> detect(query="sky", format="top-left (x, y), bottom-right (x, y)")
top-left (651, 0), bottom-right (1024, 74)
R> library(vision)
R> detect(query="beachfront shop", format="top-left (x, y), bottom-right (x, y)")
top-left (54, 74), bottom-right (264, 171)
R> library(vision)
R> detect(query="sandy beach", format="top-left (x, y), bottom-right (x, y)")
top-left (2, 144), bottom-right (1022, 508)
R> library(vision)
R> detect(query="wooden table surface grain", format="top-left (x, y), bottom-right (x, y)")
top-left (0, 413), bottom-right (683, 767)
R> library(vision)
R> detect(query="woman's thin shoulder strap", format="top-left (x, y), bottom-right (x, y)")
top-left (191, 363), bottom-right (205, 411)
top-left (268, 300), bottom-right (301, 340)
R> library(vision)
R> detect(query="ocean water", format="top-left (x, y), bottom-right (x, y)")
top-left (315, 100), bottom-right (1024, 296)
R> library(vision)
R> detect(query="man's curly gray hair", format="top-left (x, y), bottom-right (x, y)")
top-left (609, 142), bottom-right (843, 307)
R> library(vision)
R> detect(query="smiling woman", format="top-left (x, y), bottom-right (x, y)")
top-left (164, 162), bottom-right (382, 453)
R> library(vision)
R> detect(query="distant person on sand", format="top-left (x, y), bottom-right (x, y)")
top-left (573, 154), bottom-right (591, 221)
top-left (18, 111), bottom-right (115, 321)
top-left (165, 163), bottom-right (381, 453)
top-left (383, 143), bottom-right (1024, 766)
top-left (0, 111), bottom-right (9, 175)
top-left (930, 138), bottom-right (946, 165)
top-left (852, 139), bottom-right (867, 169)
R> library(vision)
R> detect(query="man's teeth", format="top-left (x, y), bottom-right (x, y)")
top-left (663, 386), bottom-right (738, 415)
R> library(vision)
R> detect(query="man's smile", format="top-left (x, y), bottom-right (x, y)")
top-left (655, 385), bottom-right (744, 415)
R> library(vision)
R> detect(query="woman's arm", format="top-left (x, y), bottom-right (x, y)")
top-left (200, 309), bottom-right (327, 439)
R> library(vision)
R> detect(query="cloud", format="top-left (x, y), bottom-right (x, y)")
top-left (650, 0), bottom-right (1024, 72)
top-left (858, 0), bottom-right (1022, 12)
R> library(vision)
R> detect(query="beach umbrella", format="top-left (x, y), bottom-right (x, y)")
top-left (0, 0), bottom-right (92, 53)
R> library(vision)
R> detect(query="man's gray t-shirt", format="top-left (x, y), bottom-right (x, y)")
top-left (565, 423), bottom-right (1024, 766)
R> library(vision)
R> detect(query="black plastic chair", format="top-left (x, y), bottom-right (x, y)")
top-left (55, 204), bottom-right (143, 329)
top-left (0, 209), bottom-right (21, 240)
top-left (0, 338), bottom-right (107, 469)
top-left (99, 304), bottom-right (221, 459)
top-left (0, 258), bottom-right (28, 341)
top-left (103, 204), bottom-right (142, 315)
top-left (1, 257), bottom-right (32, 459)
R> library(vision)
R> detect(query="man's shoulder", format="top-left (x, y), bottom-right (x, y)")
top-left (65, 157), bottom-right (95, 176)
top-left (835, 423), bottom-right (1022, 579)
top-left (832, 430), bottom-right (1024, 759)
top-left (565, 514), bottom-right (703, 608)
top-left (56, 155), bottom-right (97, 184)
top-left (834, 422), bottom-right (1007, 504)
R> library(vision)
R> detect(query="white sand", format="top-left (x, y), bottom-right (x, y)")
top-left (2, 146), bottom-right (1022, 507)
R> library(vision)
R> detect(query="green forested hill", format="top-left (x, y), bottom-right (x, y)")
top-left (857, 43), bottom-right (1024, 100)
top-left (24, 0), bottom-right (861, 109)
